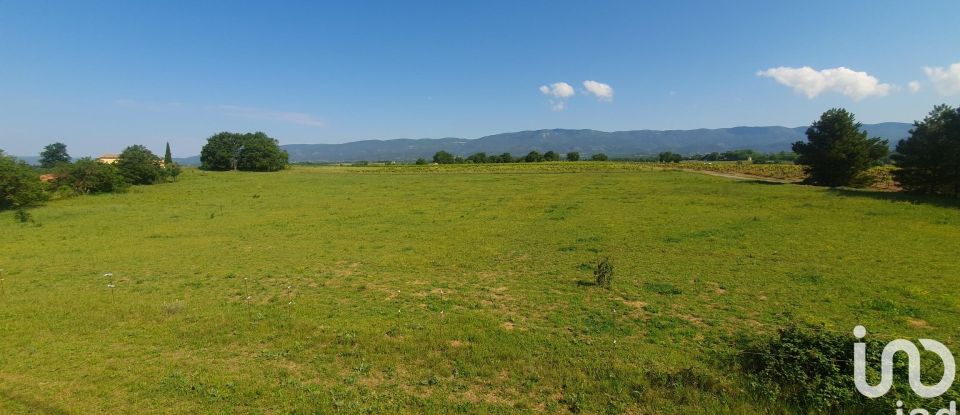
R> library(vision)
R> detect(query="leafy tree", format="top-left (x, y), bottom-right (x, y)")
top-left (524, 151), bottom-right (543, 162)
top-left (590, 153), bottom-right (609, 161)
top-left (200, 132), bottom-right (288, 171)
top-left (414, 158), bottom-right (428, 165)
top-left (658, 152), bottom-right (682, 163)
top-left (499, 152), bottom-right (513, 163)
top-left (164, 142), bottom-right (173, 165)
top-left (566, 151), bottom-right (581, 161)
top-left (792, 108), bottom-right (889, 187)
top-left (117, 145), bottom-right (165, 185)
top-left (433, 150), bottom-right (455, 164)
top-left (543, 151), bottom-right (560, 161)
top-left (56, 158), bottom-right (127, 194)
top-left (892, 104), bottom-right (960, 197)
top-left (466, 152), bottom-right (488, 163)
top-left (236, 136), bottom-right (288, 172)
top-left (165, 163), bottom-right (182, 181)
top-left (40, 142), bottom-right (70, 168)
top-left (0, 152), bottom-right (46, 213)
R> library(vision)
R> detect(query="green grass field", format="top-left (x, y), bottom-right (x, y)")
top-left (2, 163), bottom-right (959, 414)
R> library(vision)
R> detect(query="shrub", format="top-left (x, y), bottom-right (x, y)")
top-left (0, 153), bottom-right (46, 212)
top-left (740, 324), bottom-right (959, 413)
top-left (566, 151), bottom-right (581, 161)
top-left (56, 158), bottom-right (128, 194)
top-left (591, 153), bottom-right (609, 161)
top-left (594, 258), bottom-right (613, 289)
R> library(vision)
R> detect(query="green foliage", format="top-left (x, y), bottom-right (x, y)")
top-left (590, 153), bottom-right (609, 161)
top-left (164, 142), bottom-right (173, 166)
top-left (658, 152), bottom-right (683, 163)
top-left (498, 152), bottom-right (514, 163)
top-left (892, 104), bottom-right (960, 197)
top-left (566, 151), bottom-right (580, 161)
top-left (201, 132), bottom-right (288, 171)
top-left (466, 152), bottom-right (487, 163)
top-left (594, 258), bottom-right (613, 289)
top-left (524, 151), bottom-right (543, 162)
top-left (0, 153), bottom-right (46, 211)
top-left (236, 137), bottom-right (289, 172)
top-left (741, 324), bottom-right (959, 414)
top-left (793, 108), bottom-right (889, 187)
top-left (55, 158), bottom-right (128, 194)
top-left (39, 142), bottom-right (71, 168)
top-left (543, 151), bottom-right (560, 161)
top-left (432, 150), bottom-right (455, 164)
top-left (117, 145), bottom-right (165, 185)
top-left (165, 163), bottom-right (182, 181)
top-left (414, 158), bottom-right (427, 165)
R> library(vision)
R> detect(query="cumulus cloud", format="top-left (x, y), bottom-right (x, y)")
top-left (581, 80), bottom-right (614, 101)
top-left (539, 82), bottom-right (575, 111)
top-left (757, 66), bottom-right (892, 100)
top-left (908, 80), bottom-right (922, 93)
top-left (212, 105), bottom-right (325, 127)
top-left (923, 63), bottom-right (960, 96)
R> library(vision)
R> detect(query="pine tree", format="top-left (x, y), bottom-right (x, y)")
top-left (892, 104), bottom-right (960, 197)
top-left (792, 108), bottom-right (889, 187)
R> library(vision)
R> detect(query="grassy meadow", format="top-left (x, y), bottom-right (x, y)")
top-left (1, 163), bottom-right (959, 414)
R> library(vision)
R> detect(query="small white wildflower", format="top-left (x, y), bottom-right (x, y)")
top-left (107, 284), bottom-right (115, 288)
top-left (104, 273), bottom-right (113, 277)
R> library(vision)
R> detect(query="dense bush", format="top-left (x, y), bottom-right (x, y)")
top-left (741, 324), bottom-right (959, 414)
top-left (793, 108), bottom-right (889, 187)
top-left (543, 150), bottom-right (560, 161)
top-left (591, 153), bottom-right (609, 161)
top-left (0, 151), bottom-right (46, 212)
top-left (201, 132), bottom-right (288, 171)
top-left (566, 151), bottom-right (580, 161)
top-left (55, 158), bottom-right (128, 194)
top-left (117, 145), bottom-right (166, 185)
top-left (892, 104), bottom-right (960, 197)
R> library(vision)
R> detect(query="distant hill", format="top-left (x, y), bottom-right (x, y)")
top-left (277, 123), bottom-right (913, 163)
top-left (14, 123), bottom-right (913, 165)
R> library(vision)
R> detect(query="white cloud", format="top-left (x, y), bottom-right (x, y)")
top-left (908, 80), bottom-right (922, 93)
top-left (924, 63), bottom-right (960, 96)
top-left (582, 80), bottom-right (614, 101)
top-left (212, 105), bottom-right (325, 127)
top-left (539, 82), bottom-right (575, 111)
top-left (756, 66), bottom-right (892, 100)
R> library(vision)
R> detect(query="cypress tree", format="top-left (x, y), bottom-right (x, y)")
top-left (164, 142), bottom-right (173, 165)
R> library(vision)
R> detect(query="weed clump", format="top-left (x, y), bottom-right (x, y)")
top-left (594, 258), bottom-right (613, 289)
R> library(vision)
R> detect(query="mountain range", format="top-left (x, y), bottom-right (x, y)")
top-left (13, 123), bottom-right (914, 165)
top-left (274, 122), bottom-right (912, 164)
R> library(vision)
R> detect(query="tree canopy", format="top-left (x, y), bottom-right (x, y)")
top-left (40, 142), bottom-right (70, 168)
top-left (892, 104), bottom-right (960, 197)
top-left (792, 108), bottom-right (888, 187)
top-left (0, 152), bottom-right (46, 211)
top-left (117, 145), bottom-right (165, 185)
top-left (200, 132), bottom-right (288, 171)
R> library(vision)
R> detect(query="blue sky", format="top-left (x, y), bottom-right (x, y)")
top-left (1, 0), bottom-right (959, 157)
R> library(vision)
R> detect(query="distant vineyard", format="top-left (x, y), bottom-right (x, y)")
top-left (661, 162), bottom-right (899, 190)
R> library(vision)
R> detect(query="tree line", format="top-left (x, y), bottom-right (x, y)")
top-left (792, 104), bottom-right (960, 196)
top-left (425, 150), bottom-right (609, 164)
top-left (0, 143), bottom-right (181, 221)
